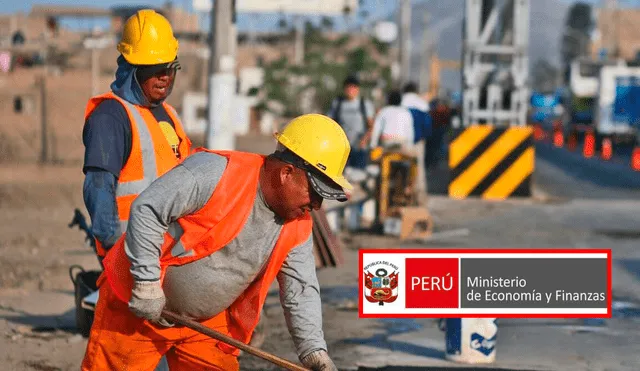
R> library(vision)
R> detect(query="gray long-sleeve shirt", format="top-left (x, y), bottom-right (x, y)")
top-left (327, 96), bottom-right (375, 146)
top-left (124, 151), bottom-right (326, 359)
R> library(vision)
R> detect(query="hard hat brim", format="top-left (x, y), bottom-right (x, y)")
top-left (270, 148), bottom-right (353, 201)
top-left (306, 171), bottom-right (350, 202)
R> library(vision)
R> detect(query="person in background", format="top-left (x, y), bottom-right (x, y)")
top-left (401, 81), bottom-right (430, 113)
top-left (426, 98), bottom-right (453, 168)
top-left (369, 90), bottom-right (415, 150)
top-left (328, 75), bottom-right (375, 231)
top-left (328, 75), bottom-right (376, 170)
top-left (401, 82), bottom-right (432, 201)
top-left (369, 90), bottom-right (416, 205)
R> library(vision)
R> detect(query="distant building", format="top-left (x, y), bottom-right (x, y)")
top-left (590, 8), bottom-right (640, 61)
top-left (110, 4), bottom-right (199, 35)
top-left (0, 4), bottom-right (394, 163)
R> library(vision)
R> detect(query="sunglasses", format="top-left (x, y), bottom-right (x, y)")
top-left (136, 60), bottom-right (182, 82)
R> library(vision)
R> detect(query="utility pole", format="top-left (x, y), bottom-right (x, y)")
top-left (91, 47), bottom-right (99, 96)
top-left (38, 75), bottom-right (48, 164)
top-left (605, 0), bottom-right (618, 59)
top-left (397, 0), bottom-right (412, 88)
top-left (419, 12), bottom-right (430, 93)
top-left (205, 0), bottom-right (237, 150)
top-left (294, 16), bottom-right (305, 65)
top-left (84, 36), bottom-right (112, 97)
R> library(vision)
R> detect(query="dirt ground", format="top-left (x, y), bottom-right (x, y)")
top-left (0, 164), bottom-right (95, 371)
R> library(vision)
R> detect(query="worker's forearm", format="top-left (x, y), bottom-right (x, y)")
top-left (83, 170), bottom-right (121, 249)
top-left (125, 152), bottom-right (228, 282)
top-left (360, 129), bottom-right (372, 148)
top-left (277, 235), bottom-right (328, 359)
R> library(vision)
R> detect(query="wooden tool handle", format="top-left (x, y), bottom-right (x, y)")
top-left (161, 310), bottom-right (311, 371)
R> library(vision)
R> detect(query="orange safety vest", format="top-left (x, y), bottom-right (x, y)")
top-left (102, 149), bottom-right (313, 350)
top-left (84, 92), bottom-right (192, 257)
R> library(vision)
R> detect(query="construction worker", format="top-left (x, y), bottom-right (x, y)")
top-left (82, 9), bottom-right (191, 262)
top-left (81, 10), bottom-right (190, 371)
top-left (81, 114), bottom-right (350, 371)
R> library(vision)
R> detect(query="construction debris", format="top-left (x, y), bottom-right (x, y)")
top-left (384, 206), bottom-right (433, 241)
top-left (311, 209), bottom-right (344, 268)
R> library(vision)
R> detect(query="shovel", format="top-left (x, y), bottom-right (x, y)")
top-left (161, 309), bottom-right (311, 371)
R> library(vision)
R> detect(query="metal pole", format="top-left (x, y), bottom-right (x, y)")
top-left (205, 0), bottom-right (237, 150)
top-left (294, 16), bottom-right (305, 65)
top-left (608, 0), bottom-right (618, 59)
top-left (39, 75), bottom-right (48, 164)
top-left (419, 12), bottom-right (430, 93)
top-left (91, 47), bottom-right (99, 96)
top-left (398, 0), bottom-right (412, 87)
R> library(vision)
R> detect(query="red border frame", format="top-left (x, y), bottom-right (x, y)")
top-left (358, 249), bottom-right (612, 318)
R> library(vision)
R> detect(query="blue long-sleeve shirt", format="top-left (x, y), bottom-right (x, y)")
top-left (83, 170), bottom-right (121, 249)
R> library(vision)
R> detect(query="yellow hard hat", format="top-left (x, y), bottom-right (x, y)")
top-left (117, 9), bottom-right (179, 65)
top-left (275, 114), bottom-right (353, 193)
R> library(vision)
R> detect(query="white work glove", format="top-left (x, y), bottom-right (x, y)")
top-left (129, 280), bottom-right (166, 323)
top-left (300, 350), bottom-right (338, 371)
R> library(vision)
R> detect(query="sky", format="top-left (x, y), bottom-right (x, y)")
top-left (6, 0), bottom-right (640, 33)
top-left (7, 0), bottom-right (640, 16)
top-left (0, 0), bottom-right (397, 32)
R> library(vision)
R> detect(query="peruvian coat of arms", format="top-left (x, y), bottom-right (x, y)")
top-left (364, 264), bottom-right (399, 306)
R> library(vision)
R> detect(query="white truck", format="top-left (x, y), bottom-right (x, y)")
top-left (596, 64), bottom-right (640, 141)
top-left (566, 57), bottom-right (640, 142)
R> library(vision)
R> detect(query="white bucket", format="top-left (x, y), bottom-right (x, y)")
top-left (444, 318), bottom-right (498, 364)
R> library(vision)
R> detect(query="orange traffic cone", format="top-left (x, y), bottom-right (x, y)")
top-left (632, 147), bottom-right (640, 171)
top-left (553, 127), bottom-right (564, 148)
top-left (533, 124), bottom-right (545, 141)
top-left (601, 138), bottom-right (613, 161)
top-left (583, 130), bottom-right (595, 158)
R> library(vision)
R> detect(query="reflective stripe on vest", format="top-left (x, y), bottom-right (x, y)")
top-left (120, 220), bottom-right (128, 235)
top-left (165, 104), bottom-right (180, 122)
top-left (115, 99), bottom-right (158, 198)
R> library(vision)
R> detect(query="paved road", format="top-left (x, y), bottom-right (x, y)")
top-left (534, 140), bottom-right (640, 200)
top-left (425, 135), bottom-right (640, 199)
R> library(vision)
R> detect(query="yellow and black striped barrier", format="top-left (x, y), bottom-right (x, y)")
top-left (448, 125), bottom-right (534, 200)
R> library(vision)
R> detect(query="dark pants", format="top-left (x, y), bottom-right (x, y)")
top-left (344, 148), bottom-right (369, 230)
top-left (425, 126), bottom-right (447, 168)
top-left (347, 148), bottom-right (369, 169)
